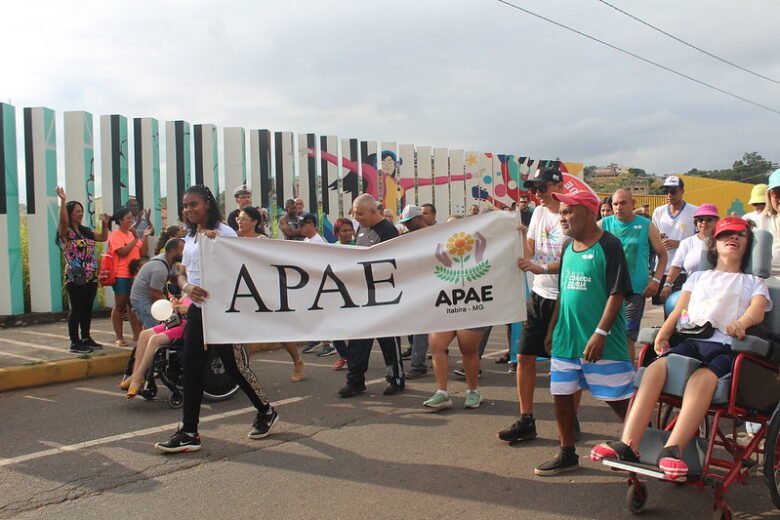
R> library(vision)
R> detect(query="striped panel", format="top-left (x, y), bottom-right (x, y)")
top-left (0, 103), bottom-right (24, 314)
top-left (432, 147), bottom-right (450, 221)
top-left (464, 150), bottom-right (481, 212)
top-left (133, 118), bottom-right (161, 235)
top-left (340, 138), bottom-right (359, 210)
top-left (63, 111), bottom-right (94, 227)
top-left (416, 146), bottom-right (433, 206)
top-left (380, 141), bottom-right (399, 216)
top-left (360, 140), bottom-right (379, 201)
top-left (320, 135), bottom-right (340, 218)
top-left (274, 131), bottom-right (294, 209)
top-left (398, 144), bottom-right (415, 207)
top-left (224, 127), bottom-right (247, 208)
top-left (193, 124), bottom-right (219, 196)
top-left (100, 114), bottom-right (129, 217)
top-left (297, 133), bottom-right (318, 215)
top-left (24, 107), bottom-right (62, 312)
top-left (449, 149), bottom-right (466, 217)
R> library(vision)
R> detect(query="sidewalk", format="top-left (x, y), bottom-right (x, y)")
top-left (0, 305), bottom-right (667, 393)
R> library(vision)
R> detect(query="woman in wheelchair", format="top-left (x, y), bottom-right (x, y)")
top-left (591, 217), bottom-right (772, 480)
top-left (124, 297), bottom-right (191, 398)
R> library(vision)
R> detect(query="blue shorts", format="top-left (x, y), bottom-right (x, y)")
top-left (662, 339), bottom-right (734, 379)
top-left (130, 297), bottom-right (157, 329)
top-left (550, 356), bottom-right (635, 401)
top-left (112, 277), bottom-right (133, 295)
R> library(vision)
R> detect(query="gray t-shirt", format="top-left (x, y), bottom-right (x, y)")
top-left (130, 254), bottom-right (173, 305)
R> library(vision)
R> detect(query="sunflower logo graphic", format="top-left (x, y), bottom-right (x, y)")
top-left (435, 231), bottom-right (491, 286)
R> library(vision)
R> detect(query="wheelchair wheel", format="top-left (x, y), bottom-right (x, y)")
top-left (202, 344), bottom-right (246, 402)
top-left (168, 390), bottom-right (183, 408)
top-left (765, 403), bottom-right (780, 509)
top-left (626, 481), bottom-right (647, 514)
top-left (140, 381), bottom-right (157, 401)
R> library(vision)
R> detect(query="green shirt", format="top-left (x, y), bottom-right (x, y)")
top-left (553, 232), bottom-right (633, 361)
top-left (600, 215), bottom-right (650, 294)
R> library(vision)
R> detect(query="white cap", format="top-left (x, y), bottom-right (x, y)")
top-left (399, 205), bottom-right (422, 223)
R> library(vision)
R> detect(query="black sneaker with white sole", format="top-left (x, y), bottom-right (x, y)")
top-left (497, 416), bottom-right (537, 443)
top-left (248, 408), bottom-right (279, 439)
top-left (69, 341), bottom-right (93, 354)
top-left (155, 430), bottom-right (202, 453)
top-left (534, 448), bottom-right (580, 476)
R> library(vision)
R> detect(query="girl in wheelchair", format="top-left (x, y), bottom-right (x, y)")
top-left (123, 297), bottom-right (191, 399)
top-left (591, 217), bottom-right (772, 480)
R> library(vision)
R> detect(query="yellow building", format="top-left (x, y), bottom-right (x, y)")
top-left (678, 175), bottom-right (756, 216)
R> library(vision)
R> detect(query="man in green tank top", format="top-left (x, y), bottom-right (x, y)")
top-left (599, 189), bottom-right (667, 361)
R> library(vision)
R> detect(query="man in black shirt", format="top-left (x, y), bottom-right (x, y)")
top-left (518, 193), bottom-right (533, 227)
top-left (339, 194), bottom-right (405, 397)
top-left (227, 184), bottom-right (253, 231)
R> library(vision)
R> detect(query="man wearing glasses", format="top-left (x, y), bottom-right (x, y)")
top-left (498, 167), bottom-right (568, 444)
top-left (651, 176), bottom-right (698, 304)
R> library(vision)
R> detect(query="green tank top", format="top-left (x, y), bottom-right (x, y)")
top-left (601, 215), bottom-right (650, 294)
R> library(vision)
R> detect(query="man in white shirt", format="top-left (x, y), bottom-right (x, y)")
top-left (742, 184), bottom-right (767, 225)
top-left (651, 175), bottom-right (698, 304)
top-left (301, 213), bottom-right (325, 243)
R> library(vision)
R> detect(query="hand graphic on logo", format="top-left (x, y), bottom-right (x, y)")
top-left (474, 232), bottom-right (487, 262)
top-left (435, 243), bottom-right (452, 268)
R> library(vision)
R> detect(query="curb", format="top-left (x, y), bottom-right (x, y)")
top-left (0, 342), bottom-right (283, 393)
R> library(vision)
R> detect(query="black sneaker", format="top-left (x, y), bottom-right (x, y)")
top-left (534, 449), bottom-right (580, 476)
top-left (401, 347), bottom-right (412, 359)
top-left (155, 430), bottom-right (201, 453)
top-left (405, 368), bottom-right (428, 379)
top-left (69, 341), bottom-right (93, 354)
top-left (81, 337), bottom-right (103, 349)
top-left (338, 382), bottom-right (366, 398)
top-left (497, 416), bottom-right (537, 443)
top-left (383, 383), bottom-right (404, 396)
top-left (495, 352), bottom-right (510, 364)
top-left (453, 368), bottom-right (482, 378)
top-left (248, 408), bottom-right (279, 439)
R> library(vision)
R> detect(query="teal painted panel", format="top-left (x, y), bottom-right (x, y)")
top-left (151, 119), bottom-right (162, 232)
top-left (43, 108), bottom-right (62, 312)
top-left (2, 103), bottom-right (24, 314)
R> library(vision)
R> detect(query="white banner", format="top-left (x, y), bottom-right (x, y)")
top-left (201, 211), bottom-right (526, 343)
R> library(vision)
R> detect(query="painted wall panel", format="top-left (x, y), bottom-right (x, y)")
top-left (0, 103), bottom-right (24, 315)
top-left (449, 149), bottom-right (466, 216)
top-left (433, 147), bottom-right (450, 221)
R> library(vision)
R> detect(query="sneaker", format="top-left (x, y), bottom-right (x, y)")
top-left (81, 337), bottom-right (103, 349)
top-left (405, 368), bottom-right (428, 379)
top-left (301, 342), bottom-right (321, 354)
top-left (453, 368), bottom-right (482, 378)
top-left (383, 383), bottom-right (404, 396)
top-left (657, 446), bottom-right (687, 480)
top-left (495, 352), bottom-right (510, 364)
top-left (497, 416), bottom-right (537, 443)
top-left (423, 392), bottom-right (453, 410)
top-left (317, 343), bottom-right (337, 357)
top-left (155, 430), bottom-right (201, 453)
top-left (534, 449), bottom-right (580, 476)
top-left (464, 390), bottom-right (482, 409)
top-left (401, 347), bottom-right (412, 359)
top-left (332, 358), bottom-right (348, 370)
top-left (69, 341), bottom-right (93, 354)
top-left (338, 382), bottom-right (366, 398)
top-left (248, 408), bottom-right (279, 439)
top-left (507, 362), bottom-right (517, 373)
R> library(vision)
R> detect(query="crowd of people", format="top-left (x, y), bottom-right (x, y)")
top-left (54, 167), bottom-right (778, 477)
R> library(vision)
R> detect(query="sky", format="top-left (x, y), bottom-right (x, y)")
top-left (2, 0), bottom-right (779, 176)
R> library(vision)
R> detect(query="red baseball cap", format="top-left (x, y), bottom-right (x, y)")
top-left (552, 191), bottom-right (600, 216)
top-left (714, 216), bottom-right (749, 238)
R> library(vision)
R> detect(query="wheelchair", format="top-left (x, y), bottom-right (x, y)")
top-left (600, 229), bottom-right (780, 518)
top-left (137, 338), bottom-right (247, 408)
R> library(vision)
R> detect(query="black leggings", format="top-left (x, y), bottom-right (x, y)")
top-left (182, 306), bottom-right (270, 433)
top-left (66, 282), bottom-right (98, 343)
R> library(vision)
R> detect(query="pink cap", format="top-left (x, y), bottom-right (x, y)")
top-left (693, 203), bottom-right (719, 219)
top-left (552, 191), bottom-right (600, 216)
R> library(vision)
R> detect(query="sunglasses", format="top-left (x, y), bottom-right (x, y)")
top-left (527, 184), bottom-right (549, 194)
top-left (694, 217), bottom-right (716, 224)
top-left (662, 188), bottom-right (679, 195)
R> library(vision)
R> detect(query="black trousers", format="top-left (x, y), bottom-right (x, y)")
top-left (346, 336), bottom-right (404, 387)
top-left (66, 282), bottom-right (98, 343)
top-left (182, 306), bottom-right (270, 433)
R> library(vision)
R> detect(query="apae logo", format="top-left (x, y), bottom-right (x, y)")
top-left (433, 231), bottom-right (493, 311)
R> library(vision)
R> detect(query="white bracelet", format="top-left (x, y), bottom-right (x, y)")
top-left (182, 282), bottom-right (192, 292)
top-left (595, 328), bottom-right (610, 337)
top-left (650, 277), bottom-right (662, 284)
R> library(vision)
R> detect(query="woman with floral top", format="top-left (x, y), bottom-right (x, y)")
top-left (56, 187), bottom-right (110, 353)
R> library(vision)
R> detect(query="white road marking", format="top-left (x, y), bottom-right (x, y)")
top-left (76, 387), bottom-right (124, 398)
top-left (15, 330), bottom-right (71, 340)
top-left (0, 337), bottom-right (81, 354)
top-left (89, 329), bottom-right (119, 336)
top-left (0, 395), bottom-right (307, 468)
top-left (24, 395), bottom-right (56, 402)
top-left (0, 350), bottom-right (44, 362)
top-left (253, 358), bottom-right (334, 369)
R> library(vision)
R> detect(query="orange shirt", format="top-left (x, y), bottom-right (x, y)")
top-left (108, 229), bottom-right (142, 278)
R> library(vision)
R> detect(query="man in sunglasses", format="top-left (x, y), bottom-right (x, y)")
top-left (651, 176), bottom-right (698, 305)
top-left (498, 167), bottom-right (568, 445)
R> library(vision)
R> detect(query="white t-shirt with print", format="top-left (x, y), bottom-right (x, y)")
top-left (682, 270), bottom-right (772, 345)
top-left (671, 234), bottom-right (705, 275)
top-left (527, 205), bottom-right (565, 300)
top-left (652, 202), bottom-right (699, 274)
top-left (182, 223), bottom-right (237, 306)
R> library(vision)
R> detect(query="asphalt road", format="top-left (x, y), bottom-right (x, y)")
top-left (0, 336), bottom-right (775, 520)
